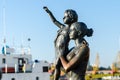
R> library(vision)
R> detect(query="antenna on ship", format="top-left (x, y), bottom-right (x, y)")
top-left (21, 33), bottom-right (24, 54)
top-left (28, 38), bottom-right (31, 54)
top-left (2, 0), bottom-right (7, 55)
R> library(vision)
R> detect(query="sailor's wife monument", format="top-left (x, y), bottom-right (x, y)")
top-left (43, 6), bottom-right (93, 80)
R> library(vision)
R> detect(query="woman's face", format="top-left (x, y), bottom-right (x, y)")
top-left (69, 25), bottom-right (78, 39)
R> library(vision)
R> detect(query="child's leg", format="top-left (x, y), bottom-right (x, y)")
top-left (54, 58), bottom-right (61, 80)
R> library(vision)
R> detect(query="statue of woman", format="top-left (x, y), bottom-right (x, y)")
top-left (59, 22), bottom-right (93, 80)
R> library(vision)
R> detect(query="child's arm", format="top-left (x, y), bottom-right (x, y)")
top-left (43, 6), bottom-right (64, 28)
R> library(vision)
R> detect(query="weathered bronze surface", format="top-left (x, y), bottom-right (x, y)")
top-left (44, 6), bottom-right (93, 80)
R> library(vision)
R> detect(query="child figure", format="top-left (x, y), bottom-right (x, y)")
top-left (43, 6), bottom-right (78, 80)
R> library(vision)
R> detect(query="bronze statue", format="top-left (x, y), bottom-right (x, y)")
top-left (60, 22), bottom-right (93, 80)
top-left (43, 6), bottom-right (78, 80)
top-left (43, 6), bottom-right (93, 80)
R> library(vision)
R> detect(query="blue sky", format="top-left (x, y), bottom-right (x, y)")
top-left (0, 0), bottom-right (120, 67)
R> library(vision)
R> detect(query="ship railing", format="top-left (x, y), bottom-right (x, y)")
top-left (0, 63), bottom-right (17, 73)
top-left (0, 63), bottom-right (32, 73)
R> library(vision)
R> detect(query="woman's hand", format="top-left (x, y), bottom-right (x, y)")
top-left (58, 52), bottom-right (64, 57)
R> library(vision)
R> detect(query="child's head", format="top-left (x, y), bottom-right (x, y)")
top-left (63, 9), bottom-right (78, 24)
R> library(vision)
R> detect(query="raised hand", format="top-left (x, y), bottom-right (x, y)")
top-left (43, 6), bottom-right (50, 13)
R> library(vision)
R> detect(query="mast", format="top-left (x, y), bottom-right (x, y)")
top-left (3, 0), bottom-right (7, 55)
top-left (28, 38), bottom-right (31, 54)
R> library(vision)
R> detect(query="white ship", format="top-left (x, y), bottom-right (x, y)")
top-left (0, 1), bottom-right (51, 79)
top-left (0, 1), bottom-right (50, 79)
top-left (0, 44), bottom-right (50, 80)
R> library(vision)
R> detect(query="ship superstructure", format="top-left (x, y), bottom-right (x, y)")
top-left (0, 45), bottom-right (50, 80)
